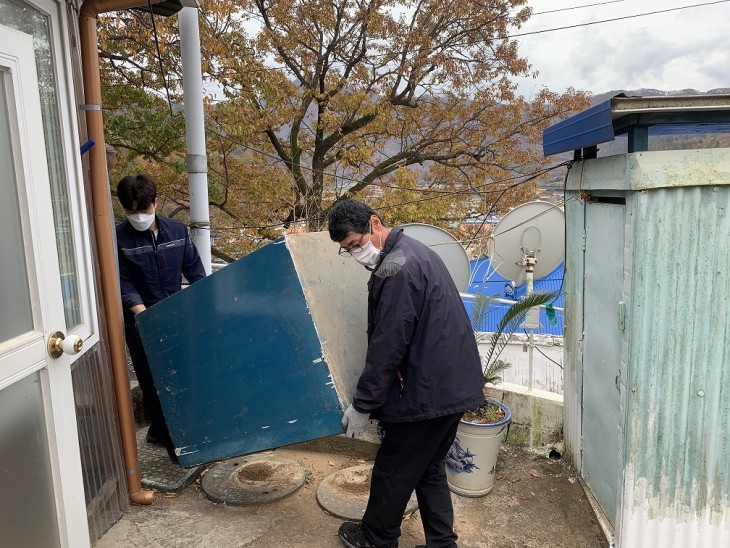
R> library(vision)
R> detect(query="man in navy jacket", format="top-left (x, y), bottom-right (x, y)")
top-left (116, 175), bottom-right (206, 462)
top-left (329, 199), bottom-right (484, 548)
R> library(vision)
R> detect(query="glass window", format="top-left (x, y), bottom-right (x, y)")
top-left (0, 70), bottom-right (34, 342)
top-left (0, 0), bottom-right (81, 328)
top-left (0, 372), bottom-right (61, 548)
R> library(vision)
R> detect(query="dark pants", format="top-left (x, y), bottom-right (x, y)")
top-left (363, 413), bottom-right (462, 548)
top-left (125, 325), bottom-right (171, 441)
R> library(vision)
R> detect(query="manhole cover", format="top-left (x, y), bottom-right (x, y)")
top-left (201, 454), bottom-right (305, 506)
top-left (317, 464), bottom-right (418, 520)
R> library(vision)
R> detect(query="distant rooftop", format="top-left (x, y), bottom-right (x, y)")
top-left (543, 94), bottom-right (730, 157)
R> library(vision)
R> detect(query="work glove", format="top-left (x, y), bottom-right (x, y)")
top-left (342, 404), bottom-right (370, 439)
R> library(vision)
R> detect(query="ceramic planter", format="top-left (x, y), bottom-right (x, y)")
top-left (445, 398), bottom-right (511, 497)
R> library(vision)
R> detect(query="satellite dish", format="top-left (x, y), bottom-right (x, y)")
top-left (401, 223), bottom-right (470, 292)
top-left (487, 201), bottom-right (564, 285)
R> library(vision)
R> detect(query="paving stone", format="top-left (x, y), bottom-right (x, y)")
top-left (136, 428), bottom-right (203, 493)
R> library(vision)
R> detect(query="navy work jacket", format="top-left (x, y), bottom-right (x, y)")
top-left (354, 227), bottom-right (485, 422)
top-left (117, 215), bottom-right (206, 327)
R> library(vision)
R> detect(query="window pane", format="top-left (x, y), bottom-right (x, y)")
top-left (0, 372), bottom-right (61, 548)
top-left (0, 71), bottom-right (33, 342)
top-left (0, 0), bottom-right (81, 328)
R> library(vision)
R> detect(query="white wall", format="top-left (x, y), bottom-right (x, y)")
top-left (477, 333), bottom-right (564, 395)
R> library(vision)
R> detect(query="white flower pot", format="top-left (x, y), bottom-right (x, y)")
top-left (446, 398), bottom-right (511, 497)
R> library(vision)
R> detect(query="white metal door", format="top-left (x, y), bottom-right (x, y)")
top-left (581, 201), bottom-right (627, 526)
top-left (0, 25), bottom-right (89, 548)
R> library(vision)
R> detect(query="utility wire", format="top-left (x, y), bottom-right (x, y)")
top-left (523, 331), bottom-right (565, 370)
top-left (147, 1), bottom-right (174, 118)
top-left (205, 0), bottom-right (725, 75)
top-left (205, 124), bottom-right (562, 197)
top-left (210, 166), bottom-right (564, 232)
top-left (509, 0), bottom-right (730, 38)
top-left (531, 0), bottom-right (625, 16)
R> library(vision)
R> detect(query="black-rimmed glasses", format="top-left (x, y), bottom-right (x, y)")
top-left (338, 223), bottom-right (370, 256)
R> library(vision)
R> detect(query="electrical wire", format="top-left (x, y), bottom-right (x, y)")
top-left (203, 0), bottom-right (727, 74)
top-left (126, 1), bottom-right (621, 235)
top-left (549, 162), bottom-right (573, 306)
top-left (204, 124), bottom-right (564, 197)
top-left (463, 162), bottom-right (570, 251)
top-left (523, 331), bottom-right (565, 370)
top-left (509, 0), bottom-right (730, 38)
top-left (147, 1), bottom-right (174, 118)
top-left (209, 167), bottom-right (559, 232)
top-left (531, 0), bottom-right (625, 16)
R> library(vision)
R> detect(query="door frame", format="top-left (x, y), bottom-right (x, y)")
top-left (580, 196), bottom-right (630, 531)
top-left (0, 21), bottom-right (89, 548)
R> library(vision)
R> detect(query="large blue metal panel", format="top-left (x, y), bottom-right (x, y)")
top-left (543, 99), bottom-right (615, 156)
top-left (136, 238), bottom-right (343, 467)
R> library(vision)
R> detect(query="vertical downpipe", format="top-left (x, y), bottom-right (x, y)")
top-left (79, 0), bottom-right (157, 506)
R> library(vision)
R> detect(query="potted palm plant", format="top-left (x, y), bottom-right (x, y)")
top-left (446, 291), bottom-right (557, 497)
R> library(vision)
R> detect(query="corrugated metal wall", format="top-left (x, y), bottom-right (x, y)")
top-left (619, 185), bottom-right (730, 546)
top-left (71, 342), bottom-right (128, 544)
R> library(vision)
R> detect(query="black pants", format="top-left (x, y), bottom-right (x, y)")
top-left (363, 413), bottom-right (462, 548)
top-left (125, 325), bottom-right (171, 441)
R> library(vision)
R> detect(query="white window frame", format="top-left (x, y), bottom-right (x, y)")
top-left (32, 0), bottom-right (101, 353)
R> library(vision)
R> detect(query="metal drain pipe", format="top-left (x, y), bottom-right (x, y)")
top-left (78, 0), bottom-right (168, 506)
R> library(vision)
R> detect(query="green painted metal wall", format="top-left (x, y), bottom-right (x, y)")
top-left (623, 184), bottom-right (730, 537)
top-left (565, 148), bottom-right (730, 546)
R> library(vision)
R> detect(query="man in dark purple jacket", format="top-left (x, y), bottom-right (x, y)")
top-left (329, 199), bottom-right (484, 548)
top-left (116, 175), bottom-right (206, 463)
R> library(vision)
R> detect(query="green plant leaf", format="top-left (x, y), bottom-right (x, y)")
top-left (474, 291), bottom-right (559, 386)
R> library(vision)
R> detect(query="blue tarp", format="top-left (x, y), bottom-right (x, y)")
top-left (461, 259), bottom-right (564, 336)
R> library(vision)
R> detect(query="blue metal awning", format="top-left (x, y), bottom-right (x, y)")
top-left (543, 94), bottom-right (730, 156)
top-left (543, 99), bottom-right (615, 156)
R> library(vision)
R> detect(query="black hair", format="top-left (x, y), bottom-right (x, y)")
top-left (116, 175), bottom-right (157, 212)
top-left (327, 199), bottom-right (379, 242)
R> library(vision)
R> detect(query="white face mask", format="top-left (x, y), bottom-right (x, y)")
top-left (352, 240), bottom-right (382, 267)
top-left (127, 212), bottom-right (155, 232)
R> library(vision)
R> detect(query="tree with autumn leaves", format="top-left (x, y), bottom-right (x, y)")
top-left (99, 0), bottom-right (588, 259)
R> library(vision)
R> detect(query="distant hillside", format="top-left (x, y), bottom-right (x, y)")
top-left (591, 88), bottom-right (730, 105)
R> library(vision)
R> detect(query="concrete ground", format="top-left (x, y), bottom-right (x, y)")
top-left (95, 436), bottom-right (608, 548)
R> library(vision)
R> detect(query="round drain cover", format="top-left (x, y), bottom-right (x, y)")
top-left (316, 464), bottom-right (418, 520)
top-left (201, 455), bottom-right (305, 506)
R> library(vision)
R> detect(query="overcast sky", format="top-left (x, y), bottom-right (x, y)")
top-left (512, 0), bottom-right (728, 98)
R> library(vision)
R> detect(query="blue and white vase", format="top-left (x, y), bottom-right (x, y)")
top-left (446, 398), bottom-right (511, 497)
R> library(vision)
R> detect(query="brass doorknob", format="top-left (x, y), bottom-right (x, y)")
top-left (48, 331), bottom-right (83, 358)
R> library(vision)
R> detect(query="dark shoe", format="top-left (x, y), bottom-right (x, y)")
top-left (145, 432), bottom-right (166, 445)
top-left (145, 424), bottom-right (171, 446)
top-left (338, 522), bottom-right (397, 548)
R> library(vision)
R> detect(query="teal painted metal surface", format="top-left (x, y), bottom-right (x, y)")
top-left (581, 202), bottom-right (627, 525)
top-left (136, 238), bottom-right (343, 467)
top-left (564, 148), bottom-right (730, 545)
top-left (626, 185), bottom-right (730, 513)
top-left (566, 148), bottom-right (730, 192)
